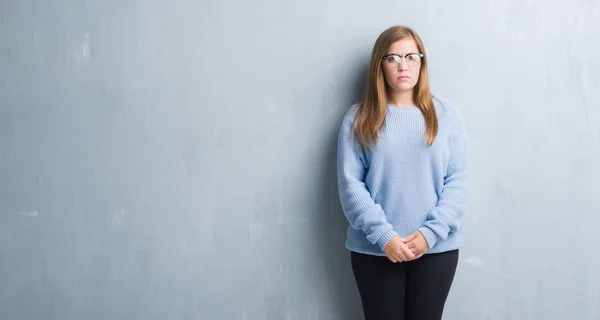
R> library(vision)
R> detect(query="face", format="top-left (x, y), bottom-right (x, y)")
top-left (381, 38), bottom-right (422, 93)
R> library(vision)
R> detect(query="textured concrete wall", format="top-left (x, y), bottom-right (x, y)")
top-left (1, 0), bottom-right (599, 319)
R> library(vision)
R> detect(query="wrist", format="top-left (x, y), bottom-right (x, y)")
top-left (417, 227), bottom-right (438, 250)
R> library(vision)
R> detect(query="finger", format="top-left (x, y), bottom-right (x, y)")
top-left (395, 252), bottom-right (405, 262)
top-left (402, 233), bottom-right (417, 243)
top-left (408, 251), bottom-right (423, 261)
top-left (403, 242), bottom-right (415, 256)
top-left (401, 245), bottom-right (415, 259)
top-left (393, 252), bottom-right (403, 262)
top-left (386, 253), bottom-right (398, 263)
top-left (395, 252), bottom-right (407, 262)
top-left (386, 254), bottom-right (397, 263)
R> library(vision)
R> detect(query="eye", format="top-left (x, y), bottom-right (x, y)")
top-left (407, 54), bottom-right (421, 61)
top-left (386, 55), bottom-right (401, 63)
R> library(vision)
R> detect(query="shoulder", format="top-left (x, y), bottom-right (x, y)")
top-left (342, 102), bottom-right (363, 124)
top-left (433, 95), bottom-right (460, 119)
top-left (433, 95), bottom-right (465, 130)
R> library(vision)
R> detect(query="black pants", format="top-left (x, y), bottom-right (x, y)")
top-left (350, 249), bottom-right (459, 320)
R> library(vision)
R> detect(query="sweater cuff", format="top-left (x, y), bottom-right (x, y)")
top-left (376, 229), bottom-right (398, 250)
top-left (418, 227), bottom-right (439, 250)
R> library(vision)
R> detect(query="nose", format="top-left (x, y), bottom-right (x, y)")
top-left (397, 58), bottom-right (409, 71)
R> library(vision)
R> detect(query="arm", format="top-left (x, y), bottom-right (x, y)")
top-left (418, 124), bottom-right (469, 249)
top-left (336, 115), bottom-right (397, 250)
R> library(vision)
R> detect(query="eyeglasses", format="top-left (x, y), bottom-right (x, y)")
top-left (382, 53), bottom-right (424, 67)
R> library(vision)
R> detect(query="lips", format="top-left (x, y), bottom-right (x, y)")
top-left (398, 75), bottom-right (410, 79)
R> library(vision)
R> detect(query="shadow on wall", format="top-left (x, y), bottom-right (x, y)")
top-left (313, 60), bottom-right (369, 320)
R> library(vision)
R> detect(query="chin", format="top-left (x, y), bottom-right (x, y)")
top-left (391, 84), bottom-right (416, 92)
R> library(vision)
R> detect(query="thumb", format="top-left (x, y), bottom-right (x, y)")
top-left (402, 232), bottom-right (417, 243)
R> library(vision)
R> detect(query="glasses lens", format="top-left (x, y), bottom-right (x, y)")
top-left (383, 54), bottom-right (422, 67)
top-left (406, 54), bottom-right (422, 66)
top-left (384, 55), bottom-right (400, 64)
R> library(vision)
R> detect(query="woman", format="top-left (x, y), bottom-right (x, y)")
top-left (336, 25), bottom-right (469, 320)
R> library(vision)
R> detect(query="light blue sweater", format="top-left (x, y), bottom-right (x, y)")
top-left (336, 97), bottom-right (469, 256)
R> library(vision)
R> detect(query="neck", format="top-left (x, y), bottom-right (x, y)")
top-left (387, 89), bottom-right (415, 107)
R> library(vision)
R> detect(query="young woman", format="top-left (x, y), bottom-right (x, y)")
top-left (336, 25), bottom-right (469, 320)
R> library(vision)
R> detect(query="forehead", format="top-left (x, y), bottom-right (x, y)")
top-left (387, 38), bottom-right (419, 54)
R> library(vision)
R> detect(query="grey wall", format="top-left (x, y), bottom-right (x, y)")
top-left (1, 0), bottom-right (600, 319)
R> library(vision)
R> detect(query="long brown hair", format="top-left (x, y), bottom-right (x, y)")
top-left (354, 25), bottom-right (438, 149)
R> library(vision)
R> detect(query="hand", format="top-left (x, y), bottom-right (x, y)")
top-left (383, 235), bottom-right (415, 263)
top-left (402, 231), bottom-right (429, 260)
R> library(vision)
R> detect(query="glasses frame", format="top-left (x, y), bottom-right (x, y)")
top-left (381, 53), bottom-right (424, 67)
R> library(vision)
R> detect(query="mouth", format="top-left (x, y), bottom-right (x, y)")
top-left (398, 75), bottom-right (410, 80)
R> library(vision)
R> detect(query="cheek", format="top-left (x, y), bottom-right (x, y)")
top-left (412, 68), bottom-right (420, 78)
top-left (411, 69), bottom-right (421, 84)
top-left (383, 69), bottom-right (397, 87)
top-left (383, 67), bottom-right (394, 81)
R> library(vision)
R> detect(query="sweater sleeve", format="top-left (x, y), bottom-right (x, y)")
top-left (336, 113), bottom-right (398, 250)
top-left (418, 117), bottom-right (469, 249)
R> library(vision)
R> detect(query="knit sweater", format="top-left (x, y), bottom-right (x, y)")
top-left (336, 97), bottom-right (469, 256)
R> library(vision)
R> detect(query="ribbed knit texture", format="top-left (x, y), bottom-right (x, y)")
top-left (336, 97), bottom-right (469, 256)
